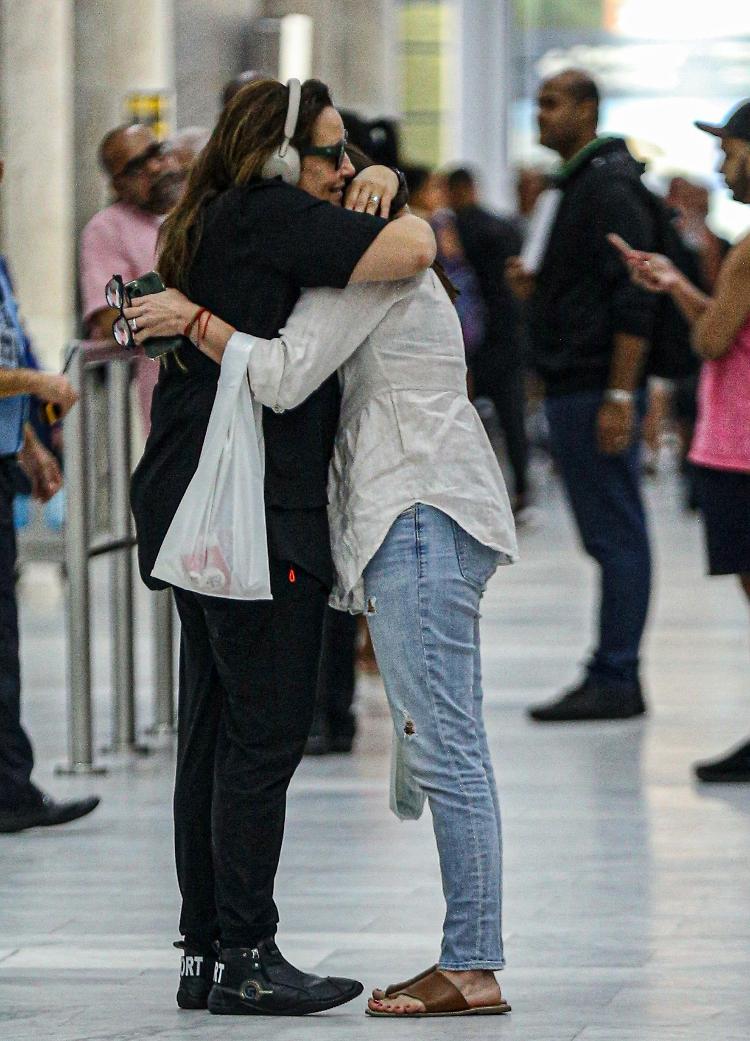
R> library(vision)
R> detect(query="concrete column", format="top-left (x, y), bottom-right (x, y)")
top-left (0, 0), bottom-right (75, 363)
top-left (173, 0), bottom-right (264, 131)
top-left (335, 0), bottom-right (398, 117)
top-left (74, 0), bottom-right (175, 243)
top-left (457, 0), bottom-right (513, 210)
top-left (266, 0), bottom-right (399, 117)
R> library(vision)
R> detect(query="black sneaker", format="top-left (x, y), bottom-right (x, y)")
top-left (207, 937), bottom-right (363, 1016)
top-left (528, 679), bottom-right (646, 722)
top-left (175, 940), bottom-right (217, 1009)
top-left (694, 739), bottom-right (750, 783)
top-left (0, 792), bottom-right (100, 834)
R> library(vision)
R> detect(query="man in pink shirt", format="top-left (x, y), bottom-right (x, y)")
top-left (79, 124), bottom-right (183, 431)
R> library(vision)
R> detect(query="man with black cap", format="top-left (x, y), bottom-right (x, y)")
top-left (695, 100), bottom-right (750, 202)
top-left (611, 99), bottom-right (750, 782)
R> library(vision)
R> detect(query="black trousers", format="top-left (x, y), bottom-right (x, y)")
top-left (473, 363), bottom-right (529, 499)
top-left (0, 459), bottom-right (35, 810)
top-left (172, 556), bottom-right (327, 949)
top-left (311, 606), bottom-right (357, 740)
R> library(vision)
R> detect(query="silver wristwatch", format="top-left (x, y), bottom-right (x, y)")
top-left (604, 389), bottom-right (634, 404)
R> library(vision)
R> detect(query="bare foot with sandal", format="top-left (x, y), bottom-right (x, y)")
top-left (367, 966), bottom-right (511, 1018)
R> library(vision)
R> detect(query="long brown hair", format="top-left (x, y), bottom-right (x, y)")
top-left (158, 78), bottom-right (333, 291)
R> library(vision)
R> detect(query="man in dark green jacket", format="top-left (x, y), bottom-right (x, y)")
top-left (507, 69), bottom-right (657, 722)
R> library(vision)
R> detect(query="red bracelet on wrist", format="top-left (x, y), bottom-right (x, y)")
top-left (184, 306), bottom-right (207, 338)
top-left (197, 309), bottom-right (213, 348)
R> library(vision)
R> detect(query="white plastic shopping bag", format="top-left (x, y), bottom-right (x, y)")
top-left (151, 337), bottom-right (272, 600)
top-left (520, 187), bottom-right (562, 274)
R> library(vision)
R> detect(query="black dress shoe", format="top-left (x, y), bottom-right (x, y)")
top-left (329, 732), bottom-right (354, 754)
top-left (0, 792), bottom-right (100, 834)
top-left (305, 728), bottom-right (355, 756)
top-left (207, 937), bottom-right (363, 1016)
top-left (528, 679), bottom-right (646, 722)
top-left (304, 730), bottom-right (331, 756)
top-left (694, 739), bottom-right (750, 783)
top-left (175, 940), bottom-right (217, 1009)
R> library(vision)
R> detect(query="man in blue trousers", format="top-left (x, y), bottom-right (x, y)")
top-left (0, 158), bottom-right (100, 831)
top-left (507, 70), bottom-right (657, 721)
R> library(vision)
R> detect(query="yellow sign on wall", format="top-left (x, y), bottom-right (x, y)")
top-left (124, 92), bottom-right (171, 140)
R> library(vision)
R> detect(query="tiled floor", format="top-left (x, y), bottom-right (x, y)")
top-left (1, 467), bottom-right (748, 1040)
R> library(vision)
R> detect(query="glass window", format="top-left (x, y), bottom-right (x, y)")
top-left (510, 0), bottom-right (750, 237)
top-left (398, 0), bottom-right (458, 166)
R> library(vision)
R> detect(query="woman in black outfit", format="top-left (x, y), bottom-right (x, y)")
top-left (130, 78), bottom-right (435, 1017)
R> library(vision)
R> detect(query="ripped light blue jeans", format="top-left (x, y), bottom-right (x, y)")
top-left (363, 503), bottom-right (504, 970)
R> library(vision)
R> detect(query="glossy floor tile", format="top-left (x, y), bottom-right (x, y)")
top-left (1, 467), bottom-right (748, 1040)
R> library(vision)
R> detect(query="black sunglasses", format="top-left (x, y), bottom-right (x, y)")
top-left (105, 274), bottom-right (135, 348)
top-left (116, 140), bottom-right (166, 179)
top-left (301, 131), bottom-right (348, 170)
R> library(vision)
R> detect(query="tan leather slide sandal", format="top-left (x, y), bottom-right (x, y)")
top-left (374, 964), bottom-right (437, 999)
top-left (365, 969), bottom-right (512, 1018)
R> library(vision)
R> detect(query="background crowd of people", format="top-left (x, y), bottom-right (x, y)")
top-left (310, 72), bottom-right (749, 783)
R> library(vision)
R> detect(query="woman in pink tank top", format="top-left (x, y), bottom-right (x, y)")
top-left (689, 315), bottom-right (750, 474)
top-left (610, 147), bottom-right (750, 782)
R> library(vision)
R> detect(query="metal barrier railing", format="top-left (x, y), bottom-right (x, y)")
top-left (16, 499), bottom-right (65, 565)
top-left (54, 341), bottom-right (175, 775)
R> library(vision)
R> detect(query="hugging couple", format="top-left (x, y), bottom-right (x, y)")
top-left (128, 76), bottom-right (517, 1019)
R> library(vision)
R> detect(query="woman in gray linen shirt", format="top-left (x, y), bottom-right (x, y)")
top-left (127, 212), bottom-right (518, 1020)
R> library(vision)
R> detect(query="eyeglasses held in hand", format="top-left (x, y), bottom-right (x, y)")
top-left (105, 274), bottom-right (135, 348)
top-left (301, 131), bottom-right (348, 170)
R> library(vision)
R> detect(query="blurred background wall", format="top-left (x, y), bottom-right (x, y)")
top-left (1, 0), bottom-right (75, 358)
top-left (1, 0), bottom-right (749, 365)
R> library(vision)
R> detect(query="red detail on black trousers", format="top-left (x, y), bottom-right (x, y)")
top-left (288, 568), bottom-right (296, 584)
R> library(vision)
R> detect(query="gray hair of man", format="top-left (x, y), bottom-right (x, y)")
top-left (171, 126), bottom-right (211, 166)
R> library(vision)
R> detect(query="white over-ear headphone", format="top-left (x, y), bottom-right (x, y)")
top-left (261, 78), bottom-right (302, 184)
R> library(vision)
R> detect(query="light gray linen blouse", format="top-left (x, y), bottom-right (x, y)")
top-left (228, 267), bottom-right (518, 612)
